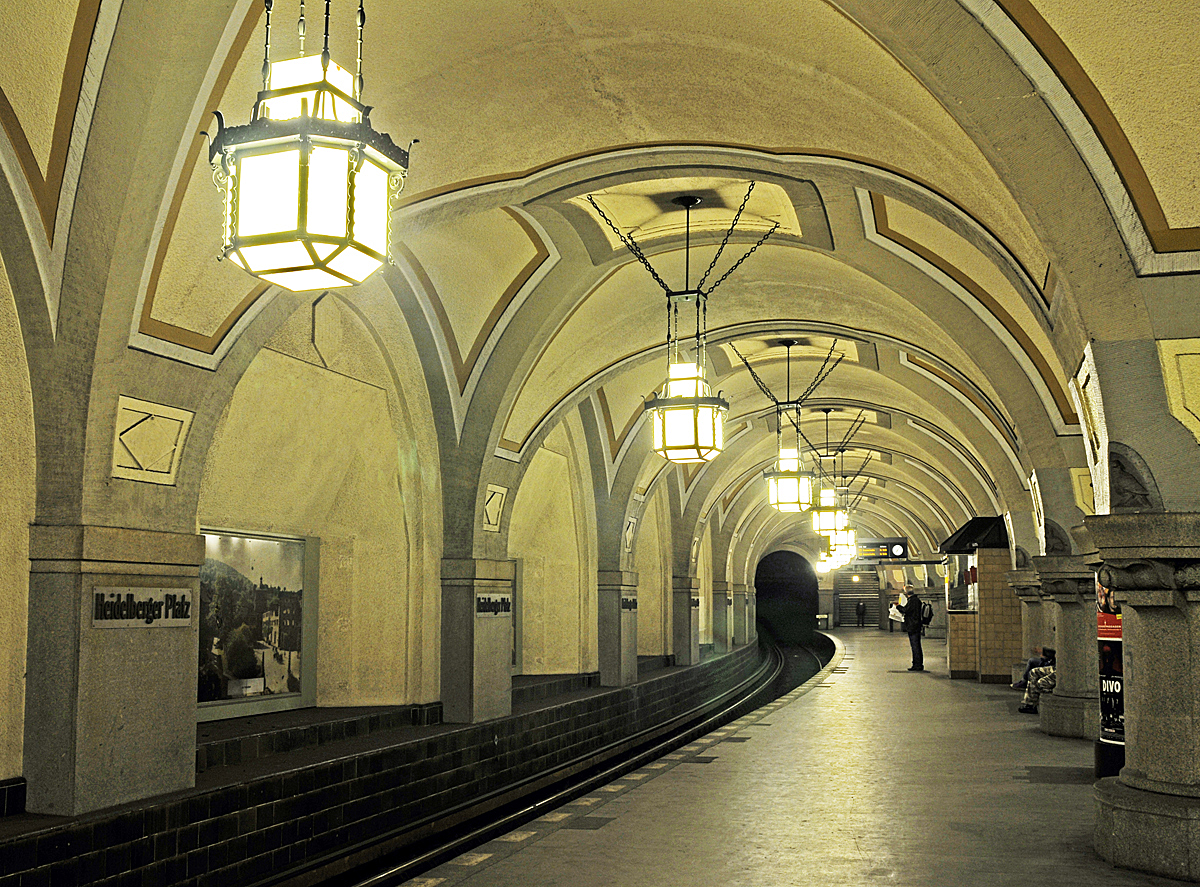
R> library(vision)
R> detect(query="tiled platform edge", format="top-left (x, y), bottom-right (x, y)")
top-left (196, 703), bottom-right (444, 774)
top-left (0, 644), bottom-right (763, 887)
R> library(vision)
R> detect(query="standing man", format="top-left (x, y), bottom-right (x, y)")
top-left (855, 600), bottom-right (867, 627)
top-left (900, 583), bottom-right (923, 671)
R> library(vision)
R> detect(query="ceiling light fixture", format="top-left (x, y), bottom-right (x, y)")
top-left (764, 339), bottom-right (813, 511)
top-left (589, 185), bottom-right (778, 463)
top-left (208, 0), bottom-right (415, 292)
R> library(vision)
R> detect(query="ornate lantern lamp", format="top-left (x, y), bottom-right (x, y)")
top-left (209, 0), bottom-right (414, 292)
top-left (588, 185), bottom-right (778, 465)
top-left (812, 486), bottom-right (849, 535)
top-left (647, 359), bottom-right (727, 463)
top-left (764, 340), bottom-right (813, 511)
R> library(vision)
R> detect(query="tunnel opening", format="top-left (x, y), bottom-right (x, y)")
top-left (754, 550), bottom-right (820, 644)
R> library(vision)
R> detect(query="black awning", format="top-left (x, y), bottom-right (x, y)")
top-left (938, 516), bottom-right (1009, 554)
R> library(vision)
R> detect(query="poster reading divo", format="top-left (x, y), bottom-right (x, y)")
top-left (1097, 577), bottom-right (1124, 746)
top-left (198, 532), bottom-right (305, 704)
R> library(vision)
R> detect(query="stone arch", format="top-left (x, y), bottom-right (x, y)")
top-left (197, 292), bottom-right (441, 706)
top-left (0, 250), bottom-right (36, 779)
top-left (507, 415), bottom-right (598, 676)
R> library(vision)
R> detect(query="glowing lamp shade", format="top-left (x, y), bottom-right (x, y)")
top-left (646, 362), bottom-right (728, 463)
top-left (812, 504), bottom-right (848, 535)
top-left (211, 56), bottom-right (411, 292)
top-left (765, 447), bottom-right (814, 512)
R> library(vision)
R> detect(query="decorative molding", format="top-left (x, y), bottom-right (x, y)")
top-left (129, 3), bottom-right (266, 366)
top-left (1108, 442), bottom-right (1162, 514)
top-left (983, 0), bottom-right (1200, 272)
top-left (869, 191), bottom-right (1077, 432)
top-left (111, 396), bottom-right (194, 486)
top-left (482, 484), bottom-right (507, 533)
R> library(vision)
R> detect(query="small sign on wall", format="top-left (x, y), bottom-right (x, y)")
top-left (92, 588), bottom-right (193, 628)
top-left (621, 597), bottom-right (637, 611)
top-left (476, 593), bottom-right (513, 617)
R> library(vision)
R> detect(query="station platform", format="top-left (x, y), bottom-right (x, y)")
top-left (403, 629), bottom-right (1177, 887)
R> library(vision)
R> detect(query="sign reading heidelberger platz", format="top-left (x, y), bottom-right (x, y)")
top-left (92, 587), bottom-right (194, 628)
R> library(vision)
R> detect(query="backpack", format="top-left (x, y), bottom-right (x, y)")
top-left (920, 600), bottom-right (934, 626)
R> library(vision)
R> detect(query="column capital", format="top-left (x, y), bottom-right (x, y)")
top-left (1006, 569), bottom-right (1041, 601)
top-left (598, 569), bottom-right (638, 588)
top-left (1031, 555), bottom-right (1096, 604)
top-left (1086, 513), bottom-right (1200, 562)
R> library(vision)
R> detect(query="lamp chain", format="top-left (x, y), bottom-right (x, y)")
top-left (322, 0), bottom-right (331, 72)
top-left (586, 196), bottom-right (671, 293)
top-left (727, 342), bottom-right (777, 405)
top-left (702, 220), bottom-right (779, 296)
top-left (298, 0), bottom-right (305, 56)
top-left (696, 181), bottom-right (755, 291)
top-left (356, 1), bottom-right (366, 100)
top-left (262, 0), bottom-right (273, 90)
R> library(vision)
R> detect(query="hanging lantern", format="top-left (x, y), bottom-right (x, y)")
top-left (209, 0), bottom-right (413, 292)
top-left (763, 340), bottom-right (814, 511)
top-left (812, 487), bottom-right (848, 535)
top-left (765, 446), bottom-right (814, 512)
top-left (647, 361), bottom-right (728, 463)
top-left (587, 187), bottom-right (779, 467)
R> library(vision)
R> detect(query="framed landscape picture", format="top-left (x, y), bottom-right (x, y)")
top-left (198, 531), bottom-right (306, 705)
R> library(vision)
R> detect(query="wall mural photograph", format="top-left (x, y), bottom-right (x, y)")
top-left (198, 532), bottom-right (305, 704)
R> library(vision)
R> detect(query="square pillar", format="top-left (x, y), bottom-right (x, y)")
top-left (24, 525), bottom-right (204, 815)
top-left (731, 583), bottom-right (750, 646)
top-left (974, 547), bottom-right (1022, 682)
top-left (672, 575), bottom-right (700, 665)
top-left (598, 570), bottom-right (638, 686)
top-left (441, 558), bottom-right (514, 723)
top-left (711, 580), bottom-right (732, 653)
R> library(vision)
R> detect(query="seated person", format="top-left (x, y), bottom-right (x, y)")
top-left (1018, 662), bottom-right (1056, 714)
top-left (1012, 646), bottom-right (1055, 690)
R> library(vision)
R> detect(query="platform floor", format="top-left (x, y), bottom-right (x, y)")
top-left (402, 629), bottom-right (1178, 887)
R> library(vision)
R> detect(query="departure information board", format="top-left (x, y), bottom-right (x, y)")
top-left (857, 538), bottom-right (908, 559)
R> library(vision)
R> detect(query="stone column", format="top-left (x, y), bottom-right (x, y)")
top-left (672, 575), bottom-right (701, 665)
top-left (1090, 514), bottom-right (1200, 880)
top-left (1033, 556), bottom-right (1099, 739)
top-left (24, 525), bottom-right (204, 815)
top-left (748, 587), bottom-right (758, 642)
top-left (598, 569), bottom-right (638, 686)
top-left (441, 558), bottom-right (514, 723)
top-left (711, 580), bottom-right (732, 653)
top-left (731, 583), bottom-right (750, 646)
top-left (1008, 568), bottom-right (1043, 671)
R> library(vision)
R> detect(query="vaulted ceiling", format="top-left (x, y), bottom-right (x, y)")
top-left (3, 0), bottom-right (1196, 563)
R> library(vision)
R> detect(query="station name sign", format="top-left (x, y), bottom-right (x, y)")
top-left (621, 597), bottom-right (638, 611)
top-left (92, 587), bottom-right (193, 628)
top-left (476, 593), bottom-right (513, 617)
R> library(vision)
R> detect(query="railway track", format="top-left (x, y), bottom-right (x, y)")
top-left (270, 635), bottom-right (825, 887)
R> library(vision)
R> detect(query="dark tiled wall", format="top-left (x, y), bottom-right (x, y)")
top-left (0, 778), bottom-right (24, 818)
top-left (196, 703), bottom-right (443, 773)
top-left (0, 644), bottom-right (762, 887)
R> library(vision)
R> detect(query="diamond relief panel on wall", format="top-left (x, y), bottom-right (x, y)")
top-left (112, 396), bottom-right (194, 485)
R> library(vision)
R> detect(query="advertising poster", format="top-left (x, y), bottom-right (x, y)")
top-left (198, 532), bottom-right (305, 703)
top-left (1097, 577), bottom-right (1124, 746)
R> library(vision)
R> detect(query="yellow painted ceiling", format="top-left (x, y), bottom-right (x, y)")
top-left (0, 0), bottom-right (80, 176)
top-left (1031, 0), bottom-right (1200, 229)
